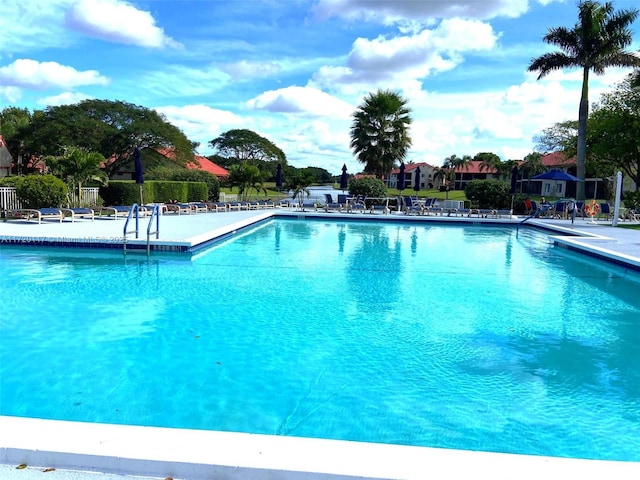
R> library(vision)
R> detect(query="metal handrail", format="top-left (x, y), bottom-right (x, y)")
top-left (123, 204), bottom-right (140, 253)
top-left (146, 204), bottom-right (160, 254)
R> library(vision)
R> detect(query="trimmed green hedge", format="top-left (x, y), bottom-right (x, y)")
top-left (15, 174), bottom-right (68, 209)
top-left (99, 180), bottom-right (208, 205)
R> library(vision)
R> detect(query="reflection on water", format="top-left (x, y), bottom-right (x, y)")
top-left (1, 220), bottom-right (640, 461)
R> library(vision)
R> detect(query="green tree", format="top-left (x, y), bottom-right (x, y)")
top-left (22, 99), bottom-right (194, 178)
top-left (435, 154), bottom-right (472, 191)
top-left (210, 129), bottom-right (286, 164)
top-left (0, 106), bottom-right (32, 173)
top-left (475, 152), bottom-right (502, 174)
top-left (587, 73), bottom-right (640, 192)
top-left (287, 170), bottom-right (314, 205)
top-left (350, 89), bottom-right (412, 178)
top-left (464, 179), bottom-right (511, 209)
top-left (534, 120), bottom-right (579, 156)
top-left (521, 152), bottom-right (547, 193)
top-left (528, 0), bottom-right (640, 200)
top-left (347, 177), bottom-right (387, 198)
top-left (46, 146), bottom-right (108, 206)
top-left (226, 162), bottom-right (266, 201)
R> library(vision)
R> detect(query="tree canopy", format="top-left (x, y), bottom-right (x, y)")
top-left (588, 73), bottom-right (640, 190)
top-left (21, 99), bottom-right (194, 178)
top-left (350, 89), bottom-right (412, 178)
top-left (528, 0), bottom-right (640, 200)
top-left (209, 129), bottom-right (286, 165)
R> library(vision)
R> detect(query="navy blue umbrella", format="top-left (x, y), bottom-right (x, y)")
top-left (340, 164), bottom-right (348, 191)
top-left (413, 166), bottom-right (421, 194)
top-left (133, 147), bottom-right (144, 205)
top-left (531, 169), bottom-right (581, 182)
top-left (510, 165), bottom-right (518, 194)
top-left (397, 162), bottom-right (406, 191)
top-left (276, 163), bottom-right (283, 189)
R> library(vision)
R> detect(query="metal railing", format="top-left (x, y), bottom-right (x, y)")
top-left (146, 204), bottom-right (160, 254)
top-left (123, 204), bottom-right (142, 254)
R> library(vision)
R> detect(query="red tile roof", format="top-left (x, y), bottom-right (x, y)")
top-left (541, 152), bottom-right (575, 167)
top-left (187, 155), bottom-right (229, 178)
top-left (156, 147), bottom-right (228, 178)
top-left (390, 162), bottom-right (434, 174)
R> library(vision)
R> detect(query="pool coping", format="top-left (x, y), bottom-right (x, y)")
top-left (2, 416), bottom-right (640, 480)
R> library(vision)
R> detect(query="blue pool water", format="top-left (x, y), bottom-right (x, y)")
top-left (1, 219), bottom-right (639, 461)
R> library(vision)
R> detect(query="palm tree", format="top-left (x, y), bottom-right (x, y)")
top-left (521, 152), bottom-right (546, 194)
top-left (528, 0), bottom-right (639, 200)
top-left (350, 89), bottom-right (412, 179)
top-left (46, 146), bottom-right (107, 206)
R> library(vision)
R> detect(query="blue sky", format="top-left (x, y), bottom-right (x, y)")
top-left (1, 0), bottom-right (639, 175)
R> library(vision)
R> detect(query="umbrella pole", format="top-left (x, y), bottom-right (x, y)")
top-left (139, 185), bottom-right (144, 206)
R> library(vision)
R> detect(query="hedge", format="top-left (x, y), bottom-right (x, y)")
top-left (99, 180), bottom-right (208, 206)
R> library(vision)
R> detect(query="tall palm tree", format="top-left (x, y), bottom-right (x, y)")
top-left (528, 1), bottom-right (639, 200)
top-left (350, 89), bottom-right (412, 179)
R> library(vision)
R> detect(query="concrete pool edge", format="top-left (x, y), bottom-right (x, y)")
top-left (2, 416), bottom-right (640, 480)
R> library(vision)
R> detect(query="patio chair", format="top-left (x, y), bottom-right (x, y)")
top-left (61, 207), bottom-right (95, 222)
top-left (403, 196), bottom-right (424, 215)
top-left (348, 195), bottom-right (367, 213)
top-left (324, 193), bottom-right (343, 212)
top-left (598, 203), bottom-right (613, 220)
top-left (4, 208), bottom-right (64, 224)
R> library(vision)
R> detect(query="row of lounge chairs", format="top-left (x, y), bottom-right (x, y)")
top-left (2, 200), bottom-right (291, 224)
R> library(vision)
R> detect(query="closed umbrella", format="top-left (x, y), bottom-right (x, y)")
top-left (134, 147), bottom-right (144, 205)
top-left (340, 164), bottom-right (348, 191)
top-left (398, 162), bottom-right (406, 191)
top-left (510, 166), bottom-right (518, 194)
top-left (276, 163), bottom-right (283, 190)
top-left (413, 166), bottom-right (421, 197)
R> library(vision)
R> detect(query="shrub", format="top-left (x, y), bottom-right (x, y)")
top-left (15, 174), bottom-right (68, 209)
top-left (0, 176), bottom-right (21, 187)
top-left (623, 190), bottom-right (640, 210)
top-left (147, 167), bottom-right (220, 201)
top-left (464, 179), bottom-right (511, 209)
top-left (348, 177), bottom-right (387, 198)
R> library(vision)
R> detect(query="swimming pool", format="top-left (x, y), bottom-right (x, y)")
top-left (1, 219), bottom-right (639, 461)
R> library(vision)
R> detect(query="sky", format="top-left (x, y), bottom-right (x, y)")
top-left (1, 0), bottom-right (639, 176)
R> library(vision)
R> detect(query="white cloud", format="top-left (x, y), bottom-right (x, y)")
top-left (37, 91), bottom-right (93, 106)
top-left (0, 59), bottom-right (110, 90)
top-left (221, 60), bottom-right (282, 80)
top-left (312, 18), bottom-right (498, 92)
top-left (0, 85), bottom-right (22, 103)
top-left (246, 86), bottom-right (354, 118)
top-left (65, 0), bottom-right (181, 48)
top-left (312, 0), bottom-right (530, 24)
top-left (155, 104), bottom-right (247, 154)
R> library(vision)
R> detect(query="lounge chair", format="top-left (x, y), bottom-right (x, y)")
top-left (61, 207), bottom-right (95, 222)
top-left (165, 203), bottom-right (192, 215)
top-left (348, 195), bottom-right (366, 213)
top-left (324, 194), bottom-right (343, 212)
top-left (4, 208), bottom-right (64, 224)
top-left (188, 202), bottom-right (209, 213)
top-left (403, 196), bottom-right (423, 215)
top-left (100, 205), bottom-right (148, 219)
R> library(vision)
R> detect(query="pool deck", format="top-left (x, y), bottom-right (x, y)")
top-left (1, 208), bottom-right (640, 480)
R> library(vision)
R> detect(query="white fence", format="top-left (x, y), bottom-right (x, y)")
top-left (0, 186), bottom-right (99, 211)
